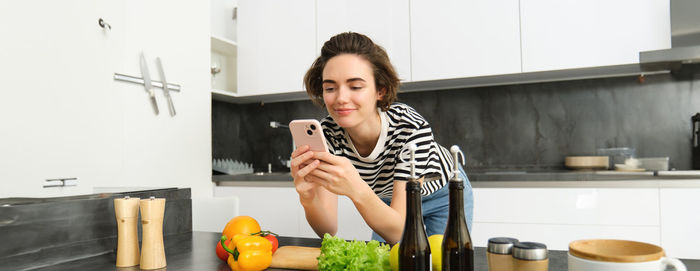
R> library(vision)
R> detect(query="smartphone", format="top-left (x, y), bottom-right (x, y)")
top-left (289, 119), bottom-right (329, 153)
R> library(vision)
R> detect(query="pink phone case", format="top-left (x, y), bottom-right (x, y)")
top-left (289, 119), bottom-right (329, 152)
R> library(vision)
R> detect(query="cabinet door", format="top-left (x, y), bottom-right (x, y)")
top-left (520, 0), bottom-right (671, 72)
top-left (472, 222), bottom-right (660, 251)
top-left (473, 187), bottom-right (661, 250)
top-left (215, 186), bottom-right (302, 237)
top-left (115, 0), bottom-right (211, 194)
top-left (0, 0), bottom-right (210, 198)
top-left (660, 188), bottom-right (700, 259)
top-left (410, 0), bottom-right (521, 81)
top-left (237, 0), bottom-right (316, 96)
top-left (336, 196), bottom-right (373, 241)
top-left (297, 195), bottom-right (373, 240)
top-left (0, 1), bottom-right (123, 197)
top-left (317, 0), bottom-right (411, 82)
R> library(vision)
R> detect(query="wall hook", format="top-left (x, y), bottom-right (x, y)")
top-left (98, 18), bottom-right (111, 30)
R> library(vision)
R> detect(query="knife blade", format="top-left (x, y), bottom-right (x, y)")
top-left (139, 52), bottom-right (159, 115)
top-left (423, 172), bottom-right (442, 184)
top-left (155, 57), bottom-right (176, 116)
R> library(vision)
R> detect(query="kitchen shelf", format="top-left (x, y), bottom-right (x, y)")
top-left (210, 35), bottom-right (237, 95)
top-left (211, 35), bottom-right (237, 55)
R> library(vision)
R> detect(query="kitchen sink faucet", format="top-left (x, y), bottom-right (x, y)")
top-left (270, 121), bottom-right (293, 168)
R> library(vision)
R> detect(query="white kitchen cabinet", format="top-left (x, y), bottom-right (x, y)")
top-left (297, 195), bottom-right (374, 240)
top-left (0, 0), bottom-right (212, 198)
top-left (215, 186), bottom-right (303, 237)
top-left (210, 0), bottom-right (238, 96)
top-left (474, 187), bottom-right (659, 225)
top-left (520, 0), bottom-right (671, 72)
top-left (409, 0), bottom-right (521, 81)
top-left (472, 222), bottom-right (660, 251)
top-left (192, 196), bottom-right (240, 233)
top-left (0, 1), bottom-right (125, 197)
top-left (336, 195), bottom-right (373, 241)
top-left (215, 186), bottom-right (372, 240)
top-left (105, 0), bottom-right (212, 198)
top-left (472, 187), bottom-right (661, 251)
top-left (236, 0), bottom-right (316, 96)
top-left (211, 36), bottom-right (238, 95)
top-left (316, 0), bottom-right (411, 82)
top-left (659, 188), bottom-right (700, 259)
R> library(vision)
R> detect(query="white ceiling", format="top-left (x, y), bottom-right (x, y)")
top-left (671, 0), bottom-right (700, 36)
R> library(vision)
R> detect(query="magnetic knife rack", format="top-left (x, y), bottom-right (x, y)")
top-left (113, 73), bottom-right (181, 92)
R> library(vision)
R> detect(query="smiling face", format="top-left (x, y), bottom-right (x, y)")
top-left (322, 54), bottom-right (385, 129)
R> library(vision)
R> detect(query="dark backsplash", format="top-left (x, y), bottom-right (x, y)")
top-left (213, 73), bottom-right (700, 171)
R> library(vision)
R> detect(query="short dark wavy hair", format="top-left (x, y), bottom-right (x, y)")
top-left (303, 32), bottom-right (399, 111)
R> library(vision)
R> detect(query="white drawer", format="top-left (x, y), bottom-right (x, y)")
top-left (473, 187), bottom-right (659, 226)
top-left (472, 222), bottom-right (660, 251)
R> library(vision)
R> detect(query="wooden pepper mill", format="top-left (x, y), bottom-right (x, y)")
top-left (114, 196), bottom-right (140, 267)
top-left (140, 196), bottom-right (166, 270)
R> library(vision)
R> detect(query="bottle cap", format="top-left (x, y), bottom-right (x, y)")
top-left (512, 242), bottom-right (548, 261)
top-left (487, 237), bottom-right (519, 255)
top-left (408, 144), bottom-right (418, 180)
top-left (449, 145), bottom-right (465, 182)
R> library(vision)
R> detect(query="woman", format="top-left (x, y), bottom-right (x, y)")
top-left (291, 32), bottom-right (473, 244)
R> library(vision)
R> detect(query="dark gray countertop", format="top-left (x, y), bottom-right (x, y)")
top-left (32, 231), bottom-right (700, 271)
top-left (213, 170), bottom-right (700, 188)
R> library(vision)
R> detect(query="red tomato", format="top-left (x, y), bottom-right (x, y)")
top-left (262, 234), bottom-right (279, 253)
top-left (215, 238), bottom-right (233, 262)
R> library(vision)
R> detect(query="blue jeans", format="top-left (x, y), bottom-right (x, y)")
top-left (371, 166), bottom-right (474, 242)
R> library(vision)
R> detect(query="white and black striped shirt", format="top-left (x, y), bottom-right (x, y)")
top-left (321, 103), bottom-right (456, 197)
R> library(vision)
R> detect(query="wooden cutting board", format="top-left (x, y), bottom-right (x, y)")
top-left (270, 246), bottom-right (321, 270)
top-left (565, 156), bottom-right (609, 170)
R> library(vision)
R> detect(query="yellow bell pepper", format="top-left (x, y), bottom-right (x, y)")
top-left (221, 234), bottom-right (273, 271)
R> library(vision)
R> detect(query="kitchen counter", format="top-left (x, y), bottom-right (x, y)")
top-left (214, 170), bottom-right (700, 188)
top-left (32, 231), bottom-right (700, 271)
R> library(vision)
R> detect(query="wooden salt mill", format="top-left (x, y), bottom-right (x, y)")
top-left (140, 196), bottom-right (166, 270)
top-left (114, 196), bottom-right (140, 267)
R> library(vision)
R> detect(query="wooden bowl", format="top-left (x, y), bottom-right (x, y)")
top-left (569, 239), bottom-right (665, 263)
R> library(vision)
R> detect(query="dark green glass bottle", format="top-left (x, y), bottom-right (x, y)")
top-left (399, 180), bottom-right (431, 270)
top-left (399, 144), bottom-right (430, 271)
top-left (442, 145), bottom-right (473, 271)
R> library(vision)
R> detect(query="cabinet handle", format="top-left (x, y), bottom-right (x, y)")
top-left (43, 177), bottom-right (77, 188)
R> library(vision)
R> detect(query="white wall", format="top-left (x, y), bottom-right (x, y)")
top-left (0, 0), bottom-right (213, 199)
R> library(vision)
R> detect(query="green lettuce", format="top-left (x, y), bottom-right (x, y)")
top-left (317, 233), bottom-right (390, 271)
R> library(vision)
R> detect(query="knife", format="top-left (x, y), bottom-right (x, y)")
top-left (423, 172), bottom-right (442, 184)
top-left (156, 57), bottom-right (176, 116)
top-left (139, 52), bottom-right (159, 115)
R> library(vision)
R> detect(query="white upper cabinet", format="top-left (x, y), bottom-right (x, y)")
top-left (0, 0), bottom-right (211, 198)
top-left (232, 0), bottom-right (672, 97)
top-left (520, 0), bottom-right (671, 72)
top-left (237, 0), bottom-right (316, 96)
top-left (317, 0), bottom-right (411, 82)
top-left (117, 0), bottom-right (211, 197)
top-left (409, 0), bottom-right (522, 81)
top-left (0, 0), bottom-right (124, 197)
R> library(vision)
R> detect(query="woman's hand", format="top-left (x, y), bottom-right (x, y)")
top-left (307, 152), bottom-right (371, 200)
top-left (290, 145), bottom-right (322, 201)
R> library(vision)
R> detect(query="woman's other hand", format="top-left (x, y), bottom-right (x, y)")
top-left (308, 152), bottom-right (372, 199)
top-left (290, 145), bottom-right (321, 201)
